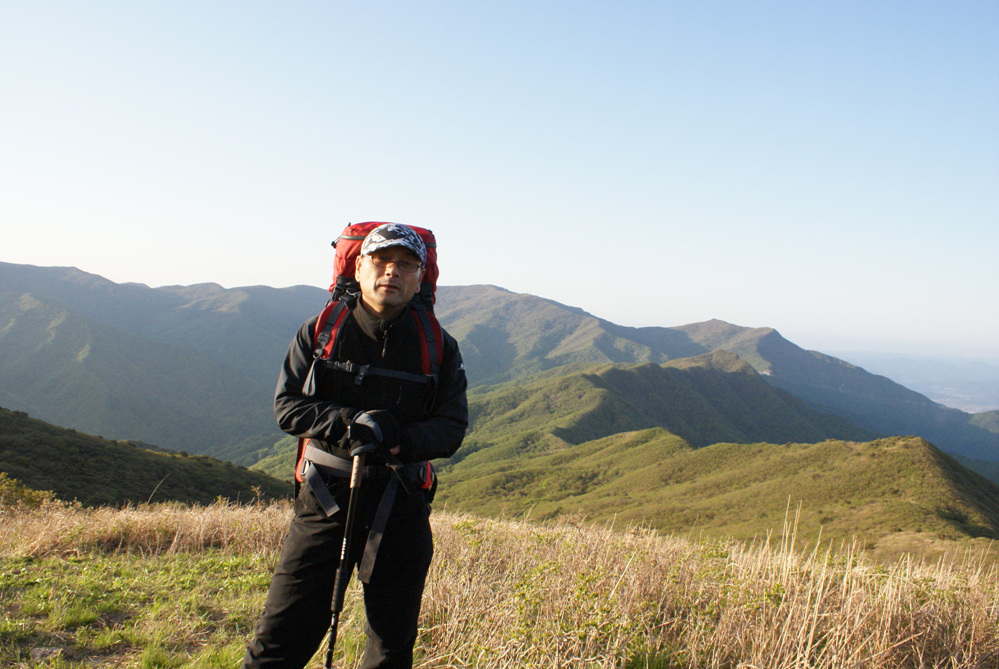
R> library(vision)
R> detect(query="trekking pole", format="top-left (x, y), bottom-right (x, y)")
top-left (325, 439), bottom-right (377, 669)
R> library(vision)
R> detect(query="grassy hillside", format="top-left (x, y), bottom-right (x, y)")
top-left (248, 434), bottom-right (298, 480)
top-left (0, 407), bottom-right (291, 505)
top-left (438, 353), bottom-right (999, 554)
top-left (438, 432), bottom-right (999, 560)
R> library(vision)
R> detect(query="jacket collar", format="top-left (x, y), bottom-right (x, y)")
top-left (352, 300), bottom-right (405, 342)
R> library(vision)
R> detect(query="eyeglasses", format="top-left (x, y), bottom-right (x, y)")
top-left (367, 255), bottom-right (424, 274)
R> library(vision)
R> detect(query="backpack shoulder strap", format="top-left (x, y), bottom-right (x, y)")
top-left (313, 296), bottom-right (355, 360)
top-left (301, 296), bottom-right (355, 397)
top-left (409, 300), bottom-right (443, 378)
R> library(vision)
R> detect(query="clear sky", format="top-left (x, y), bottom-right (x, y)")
top-left (2, 2), bottom-right (997, 358)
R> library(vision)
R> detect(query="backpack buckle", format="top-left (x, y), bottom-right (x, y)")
top-left (354, 364), bottom-right (370, 385)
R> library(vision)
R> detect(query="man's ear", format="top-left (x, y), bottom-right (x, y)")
top-left (355, 254), bottom-right (364, 276)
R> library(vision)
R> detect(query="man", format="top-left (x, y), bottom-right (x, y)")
top-left (243, 223), bottom-right (468, 668)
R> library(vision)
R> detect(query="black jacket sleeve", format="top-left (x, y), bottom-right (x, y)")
top-left (273, 317), bottom-right (354, 444)
top-left (403, 330), bottom-right (468, 462)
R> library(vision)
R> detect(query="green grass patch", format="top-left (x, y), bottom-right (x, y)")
top-left (0, 551), bottom-right (273, 668)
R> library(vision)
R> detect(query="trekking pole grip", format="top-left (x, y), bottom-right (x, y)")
top-left (348, 441), bottom-right (377, 489)
top-left (350, 454), bottom-right (365, 488)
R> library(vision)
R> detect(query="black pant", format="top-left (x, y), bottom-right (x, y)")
top-left (243, 477), bottom-right (433, 669)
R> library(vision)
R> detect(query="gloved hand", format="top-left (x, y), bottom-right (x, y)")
top-left (336, 407), bottom-right (361, 430)
top-left (348, 410), bottom-right (401, 455)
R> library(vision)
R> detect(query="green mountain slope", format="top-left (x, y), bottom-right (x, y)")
top-left (249, 434), bottom-right (299, 480)
top-left (456, 352), bottom-right (874, 471)
top-left (0, 287), bottom-right (279, 457)
top-left (0, 406), bottom-right (291, 505)
top-left (952, 454), bottom-right (999, 486)
top-left (972, 411), bottom-right (999, 434)
top-left (438, 432), bottom-right (999, 556)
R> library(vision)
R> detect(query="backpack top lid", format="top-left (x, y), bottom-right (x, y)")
top-left (329, 222), bottom-right (439, 308)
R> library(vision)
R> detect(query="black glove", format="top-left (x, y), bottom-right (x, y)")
top-left (348, 410), bottom-right (400, 453)
top-left (336, 407), bottom-right (361, 430)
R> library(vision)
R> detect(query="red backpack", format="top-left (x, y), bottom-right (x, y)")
top-left (328, 221), bottom-right (438, 306)
top-left (295, 222), bottom-right (443, 487)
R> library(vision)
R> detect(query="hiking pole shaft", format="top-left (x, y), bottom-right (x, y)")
top-left (325, 444), bottom-right (373, 669)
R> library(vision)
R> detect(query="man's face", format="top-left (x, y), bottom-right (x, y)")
top-left (355, 246), bottom-right (425, 318)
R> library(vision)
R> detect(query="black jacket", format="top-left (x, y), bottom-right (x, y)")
top-left (274, 300), bottom-right (468, 464)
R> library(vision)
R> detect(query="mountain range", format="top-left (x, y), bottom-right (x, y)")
top-left (4, 261), bottom-right (999, 555)
top-left (438, 285), bottom-right (999, 464)
top-left (2, 262), bottom-right (997, 469)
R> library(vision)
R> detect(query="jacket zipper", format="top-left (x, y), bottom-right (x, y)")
top-left (380, 323), bottom-right (391, 359)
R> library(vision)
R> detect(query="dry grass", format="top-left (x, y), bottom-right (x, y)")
top-left (422, 509), bottom-right (999, 668)
top-left (0, 498), bottom-right (291, 557)
top-left (2, 498), bottom-right (998, 668)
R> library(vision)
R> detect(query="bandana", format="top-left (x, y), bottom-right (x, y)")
top-left (359, 223), bottom-right (427, 264)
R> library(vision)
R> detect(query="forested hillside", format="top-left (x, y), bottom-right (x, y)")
top-left (0, 406), bottom-right (290, 505)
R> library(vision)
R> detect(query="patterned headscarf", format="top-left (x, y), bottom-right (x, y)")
top-left (359, 223), bottom-right (427, 264)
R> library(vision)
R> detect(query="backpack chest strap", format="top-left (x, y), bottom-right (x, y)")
top-left (323, 360), bottom-right (434, 385)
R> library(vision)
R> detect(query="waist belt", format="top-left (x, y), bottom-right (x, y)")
top-left (300, 443), bottom-right (418, 584)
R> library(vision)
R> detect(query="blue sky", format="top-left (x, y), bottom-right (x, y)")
top-left (2, 1), bottom-right (997, 357)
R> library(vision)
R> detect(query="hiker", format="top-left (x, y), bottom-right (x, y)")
top-left (243, 223), bottom-right (468, 669)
